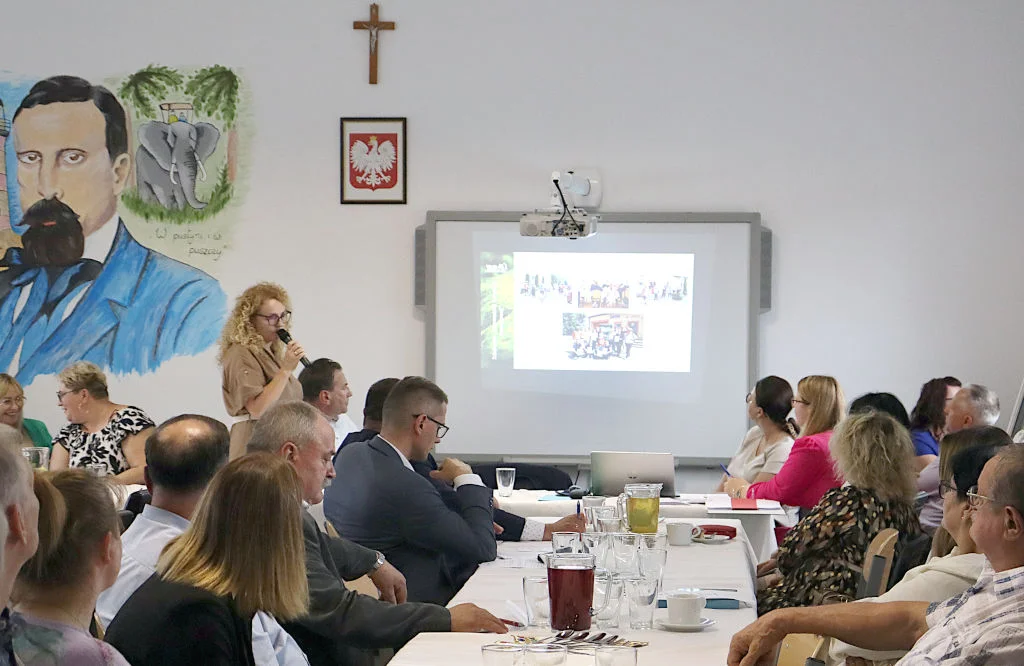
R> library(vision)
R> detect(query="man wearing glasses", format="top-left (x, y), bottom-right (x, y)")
top-left (728, 444), bottom-right (1024, 666)
top-left (324, 376), bottom-right (498, 605)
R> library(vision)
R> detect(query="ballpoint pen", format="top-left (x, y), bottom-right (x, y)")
top-left (719, 463), bottom-right (732, 477)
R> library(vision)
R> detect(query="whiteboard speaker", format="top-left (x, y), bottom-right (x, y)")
top-left (414, 226), bottom-right (426, 307)
top-left (760, 228), bottom-right (772, 313)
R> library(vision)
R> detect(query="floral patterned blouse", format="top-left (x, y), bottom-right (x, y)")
top-left (53, 406), bottom-right (155, 476)
top-left (757, 485), bottom-right (921, 615)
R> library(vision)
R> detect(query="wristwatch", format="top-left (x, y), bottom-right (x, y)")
top-left (370, 551), bottom-right (386, 572)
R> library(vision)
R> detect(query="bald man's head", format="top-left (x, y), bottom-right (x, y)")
top-left (145, 415), bottom-right (230, 494)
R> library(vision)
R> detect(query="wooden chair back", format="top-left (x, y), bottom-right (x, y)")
top-left (858, 527), bottom-right (899, 598)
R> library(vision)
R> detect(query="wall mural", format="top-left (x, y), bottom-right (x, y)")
top-left (0, 66), bottom-right (247, 386)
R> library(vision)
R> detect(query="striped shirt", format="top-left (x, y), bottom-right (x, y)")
top-left (897, 562), bottom-right (1024, 664)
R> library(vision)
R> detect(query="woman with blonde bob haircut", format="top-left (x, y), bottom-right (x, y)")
top-left (756, 411), bottom-right (921, 615)
top-left (0, 374), bottom-right (51, 450)
top-left (104, 454), bottom-right (309, 666)
top-left (219, 283), bottom-right (307, 459)
top-left (726, 375), bottom-right (846, 511)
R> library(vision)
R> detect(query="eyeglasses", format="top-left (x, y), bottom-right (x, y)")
top-left (414, 413), bottom-right (449, 439)
top-left (791, 398), bottom-right (810, 406)
top-left (967, 485), bottom-right (1002, 509)
top-left (56, 389), bottom-right (76, 401)
top-left (939, 481), bottom-right (957, 497)
top-left (254, 310), bottom-right (292, 326)
top-left (0, 396), bottom-right (25, 408)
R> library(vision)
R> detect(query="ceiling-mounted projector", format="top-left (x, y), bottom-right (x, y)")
top-left (520, 209), bottom-right (598, 239)
top-left (520, 169), bottom-right (602, 239)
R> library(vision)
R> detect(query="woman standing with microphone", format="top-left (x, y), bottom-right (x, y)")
top-left (219, 282), bottom-right (307, 459)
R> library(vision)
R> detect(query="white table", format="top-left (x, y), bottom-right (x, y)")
top-left (390, 518), bottom-right (757, 665)
top-left (496, 490), bottom-right (779, 562)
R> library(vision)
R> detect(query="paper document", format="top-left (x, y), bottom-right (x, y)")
top-left (705, 493), bottom-right (782, 511)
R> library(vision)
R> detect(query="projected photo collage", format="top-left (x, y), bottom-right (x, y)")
top-left (480, 251), bottom-right (695, 373)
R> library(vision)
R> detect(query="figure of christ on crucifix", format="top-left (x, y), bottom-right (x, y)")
top-left (354, 3), bottom-right (395, 84)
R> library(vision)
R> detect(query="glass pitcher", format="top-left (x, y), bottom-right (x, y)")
top-left (546, 553), bottom-right (612, 631)
top-left (616, 483), bottom-right (662, 534)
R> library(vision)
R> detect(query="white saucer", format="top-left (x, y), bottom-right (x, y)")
top-left (657, 618), bottom-right (716, 632)
top-left (693, 534), bottom-right (732, 545)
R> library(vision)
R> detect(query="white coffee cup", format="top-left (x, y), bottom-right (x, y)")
top-left (666, 521), bottom-right (701, 546)
top-left (666, 592), bottom-right (705, 625)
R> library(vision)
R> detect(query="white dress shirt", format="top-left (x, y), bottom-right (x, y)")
top-left (95, 505), bottom-right (310, 666)
top-left (378, 435), bottom-right (485, 489)
top-left (329, 413), bottom-right (360, 452)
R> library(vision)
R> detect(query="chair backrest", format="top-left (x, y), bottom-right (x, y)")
top-left (473, 463), bottom-right (573, 491)
top-left (888, 532), bottom-right (933, 589)
top-left (857, 528), bottom-right (899, 598)
top-left (117, 509), bottom-right (136, 534)
top-left (775, 635), bottom-right (831, 666)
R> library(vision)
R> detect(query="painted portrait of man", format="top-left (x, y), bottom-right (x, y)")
top-left (0, 75), bottom-right (226, 385)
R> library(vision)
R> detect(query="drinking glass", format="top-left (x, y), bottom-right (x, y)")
top-left (21, 447), bottom-right (49, 470)
top-left (610, 533), bottom-right (639, 575)
top-left (595, 645), bottom-right (638, 666)
top-left (624, 576), bottom-right (659, 630)
top-left (639, 533), bottom-right (668, 550)
top-left (551, 532), bottom-right (581, 554)
top-left (86, 462), bottom-right (108, 476)
top-left (482, 644), bottom-right (524, 666)
top-left (638, 548), bottom-right (668, 591)
top-left (524, 644), bottom-right (567, 665)
top-left (496, 467), bottom-right (517, 497)
top-left (593, 572), bottom-right (623, 629)
top-left (523, 576), bottom-right (550, 628)
top-left (596, 516), bottom-right (622, 533)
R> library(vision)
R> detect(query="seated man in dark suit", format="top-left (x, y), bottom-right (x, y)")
top-left (326, 376), bottom-right (497, 605)
top-left (343, 376), bottom-right (585, 543)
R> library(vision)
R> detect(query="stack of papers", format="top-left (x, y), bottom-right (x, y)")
top-left (705, 493), bottom-right (782, 512)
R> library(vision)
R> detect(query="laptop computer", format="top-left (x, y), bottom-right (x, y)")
top-left (589, 451), bottom-right (677, 497)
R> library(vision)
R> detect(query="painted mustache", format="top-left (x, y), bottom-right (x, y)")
top-left (18, 198), bottom-right (85, 267)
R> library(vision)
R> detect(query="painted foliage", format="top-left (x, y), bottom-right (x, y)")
top-left (0, 66), bottom-right (248, 386)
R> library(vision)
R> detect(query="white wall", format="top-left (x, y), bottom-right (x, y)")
top-left (7, 1), bottom-right (1024, 452)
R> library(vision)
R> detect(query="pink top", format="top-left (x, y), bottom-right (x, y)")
top-left (746, 431), bottom-right (841, 509)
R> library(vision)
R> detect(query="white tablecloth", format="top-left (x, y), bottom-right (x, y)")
top-left (390, 518), bottom-right (757, 665)
top-left (495, 490), bottom-right (778, 561)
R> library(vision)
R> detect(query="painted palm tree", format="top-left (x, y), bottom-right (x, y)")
top-left (186, 66), bottom-right (240, 182)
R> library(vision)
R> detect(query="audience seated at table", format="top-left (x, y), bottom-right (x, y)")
top-left (755, 411), bottom-right (921, 615)
top-left (96, 415), bottom-right (309, 666)
top-left (908, 376), bottom-right (962, 471)
top-left (299, 357), bottom-right (360, 452)
top-left (725, 375), bottom-right (845, 511)
top-left (918, 383), bottom-right (1000, 534)
top-left (48, 361), bottom-right (155, 485)
top-left (0, 374), bottom-right (50, 450)
top-left (248, 400), bottom-right (505, 666)
top-left (729, 444), bottom-right (1024, 666)
top-left (12, 469), bottom-right (129, 666)
top-left (325, 377), bottom-right (498, 605)
top-left (105, 453), bottom-right (309, 666)
top-left (714, 375), bottom-right (797, 492)
top-left (828, 438), bottom-right (1008, 665)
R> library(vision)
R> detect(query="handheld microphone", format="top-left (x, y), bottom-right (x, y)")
top-left (276, 329), bottom-right (311, 368)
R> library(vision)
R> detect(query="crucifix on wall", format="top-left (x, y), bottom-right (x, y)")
top-left (353, 3), bottom-right (395, 85)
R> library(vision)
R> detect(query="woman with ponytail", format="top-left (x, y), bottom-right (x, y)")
top-left (715, 376), bottom-right (798, 492)
top-left (12, 470), bottom-right (129, 665)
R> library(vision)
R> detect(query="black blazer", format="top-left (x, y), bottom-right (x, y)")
top-left (325, 436), bottom-right (496, 605)
top-left (105, 574), bottom-right (255, 666)
top-left (283, 512), bottom-right (451, 666)
top-left (412, 453), bottom-right (527, 541)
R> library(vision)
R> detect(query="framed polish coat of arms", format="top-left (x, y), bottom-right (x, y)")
top-left (340, 117), bottom-right (407, 204)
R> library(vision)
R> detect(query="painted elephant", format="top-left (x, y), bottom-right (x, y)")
top-left (136, 120), bottom-right (220, 210)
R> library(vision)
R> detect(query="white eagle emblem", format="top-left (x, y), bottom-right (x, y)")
top-left (349, 135), bottom-right (397, 189)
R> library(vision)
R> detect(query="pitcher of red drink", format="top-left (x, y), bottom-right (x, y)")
top-left (547, 553), bottom-right (611, 631)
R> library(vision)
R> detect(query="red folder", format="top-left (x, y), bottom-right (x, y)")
top-left (730, 498), bottom-right (758, 510)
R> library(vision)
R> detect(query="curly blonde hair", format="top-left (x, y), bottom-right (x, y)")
top-left (830, 411), bottom-right (916, 503)
top-left (218, 282), bottom-right (292, 361)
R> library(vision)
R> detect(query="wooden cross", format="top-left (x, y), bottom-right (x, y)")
top-left (353, 3), bottom-right (395, 85)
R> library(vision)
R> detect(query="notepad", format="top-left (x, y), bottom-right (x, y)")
top-left (730, 498), bottom-right (758, 510)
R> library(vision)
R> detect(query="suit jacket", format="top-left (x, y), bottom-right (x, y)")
top-left (283, 512), bottom-right (450, 666)
top-left (412, 453), bottom-right (527, 541)
top-left (0, 220), bottom-right (226, 385)
top-left (105, 574), bottom-right (255, 666)
top-left (325, 436), bottom-right (497, 605)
